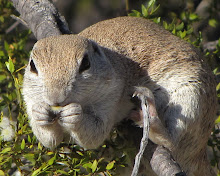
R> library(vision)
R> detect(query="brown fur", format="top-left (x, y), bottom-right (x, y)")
top-left (23, 17), bottom-right (217, 176)
top-left (79, 17), bottom-right (217, 175)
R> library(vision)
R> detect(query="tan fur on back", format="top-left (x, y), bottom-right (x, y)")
top-left (80, 17), bottom-right (217, 175)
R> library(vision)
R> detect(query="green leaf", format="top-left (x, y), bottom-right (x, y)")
top-left (216, 83), bottom-right (220, 91)
top-left (151, 4), bottom-right (160, 15)
top-left (4, 41), bottom-right (9, 51)
top-left (0, 75), bottom-right (6, 82)
top-left (21, 139), bottom-right (25, 150)
top-left (47, 151), bottom-right (54, 155)
top-left (106, 160), bottom-right (115, 170)
top-left (24, 154), bottom-right (36, 165)
top-left (83, 162), bottom-right (92, 171)
top-left (0, 156), bottom-right (3, 163)
top-left (0, 51), bottom-right (4, 57)
top-left (179, 30), bottom-right (186, 39)
top-left (172, 27), bottom-right (176, 35)
top-left (213, 68), bottom-right (219, 75)
top-left (98, 157), bottom-right (105, 163)
top-left (0, 16), bottom-right (4, 23)
top-left (215, 116), bottom-right (220, 124)
top-left (186, 26), bottom-right (193, 34)
top-left (141, 5), bottom-right (148, 17)
top-left (148, 0), bottom-right (156, 8)
top-left (128, 10), bottom-right (142, 17)
top-left (5, 57), bottom-right (15, 73)
top-left (189, 13), bottom-right (198, 21)
top-left (31, 168), bottom-right (41, 176)
top-left (48, 155), bottom-right (56, 165)
top-left (56, 170), bottom-right (69, 175)
top-left (38, 142), bottom-right (42, 150)
top-left (27, 135), bottom-right (32, 143)
top-left (73, 168), bottom-right (80, 172)
top-left (163, 21), bottom-right (168, 30)
top-left (76, 151), bottom-right (84, 156)
top-left (0, 147), bottom-right (11, 154)
top-left (176, 22), bottom-right (184, 31)
top-left (72, 158), bottom-right (79, 165)
top-left (153, 17), bottom-right (161, 24)
top-left (209, 19), bottom-right (218, 28)
top-left (0, 170), bottom-right (4, 176)
top-left (41, 162), bottom-right (49, 171)
top-left (91, 159), bottom-right (98, 173)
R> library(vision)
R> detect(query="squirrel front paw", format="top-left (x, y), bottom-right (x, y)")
top-left (32, 103), bottom-right (59, 126)
top-left (31, 103), bottom-right (64, 149)
top-left (58, 103), bottom-right (83, 131)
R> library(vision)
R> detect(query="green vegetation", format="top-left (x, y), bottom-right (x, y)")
top-left (0, 0), bottom-right (219, 175)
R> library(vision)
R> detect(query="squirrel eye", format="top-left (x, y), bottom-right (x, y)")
top-left (79, 54), bottom-right (91, 73)
top-left (30, 59), bottom-right (38, 75)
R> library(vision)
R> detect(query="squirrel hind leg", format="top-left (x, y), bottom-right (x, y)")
top-left (130, 86), bottom-right (174, 151)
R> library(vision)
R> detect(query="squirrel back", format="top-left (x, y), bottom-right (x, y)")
top-left (79, 16), bottom-right (217, 175)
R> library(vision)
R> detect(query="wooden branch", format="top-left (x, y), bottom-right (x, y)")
top-left (11, 0), bottom-right (71, 40)
top-left (131, 91), bottom-right (150, 176)
top-left (150, 146), bottom-right (186, 176)
top-left (6, 20), bottom-right (20, 34)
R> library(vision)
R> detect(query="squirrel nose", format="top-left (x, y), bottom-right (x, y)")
top-left (44, 87), bottom-right (67, 105)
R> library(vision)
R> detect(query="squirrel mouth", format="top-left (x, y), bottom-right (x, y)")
top-left (48, 108), bottom-right (62, 123)
top-left (51, 106), bottom-right (62, 111)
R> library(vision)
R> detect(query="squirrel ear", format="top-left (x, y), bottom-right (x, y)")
top-left (91, 41), bottom-right (101, 56)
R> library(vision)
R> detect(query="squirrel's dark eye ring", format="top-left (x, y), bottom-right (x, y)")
top-left (79, 54), bottom-right (91, 74)
top-left (30, 59), bottom-right (38, 75)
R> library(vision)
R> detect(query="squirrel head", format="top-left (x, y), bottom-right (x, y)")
top-left (23, 35), bottom-right (115, 106)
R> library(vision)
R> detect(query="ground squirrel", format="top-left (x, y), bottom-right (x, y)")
top-left (23, 16), bottom-right (217, 176)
